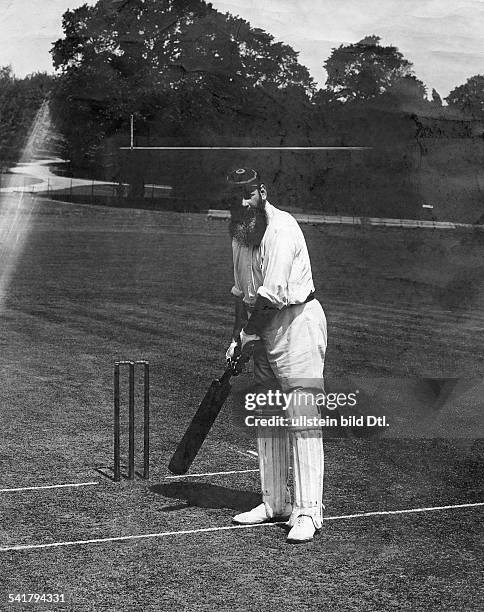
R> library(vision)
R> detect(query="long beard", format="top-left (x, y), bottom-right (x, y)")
top-left (229, 205), bottom-right (267, 247)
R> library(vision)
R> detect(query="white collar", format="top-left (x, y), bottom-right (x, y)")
top-left (264, 201), bottom-right (276, 222)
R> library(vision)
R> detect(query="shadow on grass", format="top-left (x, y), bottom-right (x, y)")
top-left (151, 482), bottom-right (261, 511)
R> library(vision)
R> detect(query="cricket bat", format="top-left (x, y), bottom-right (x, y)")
top-left (168, 346), bottom-right (252, 475)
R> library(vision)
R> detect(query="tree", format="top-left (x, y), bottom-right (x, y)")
top-left (50, 0), bottom-right (315, 168)
top-left (323, 35), bottom-right (426, 103)
top-left (431, 88), bottom-right (442, 107)
top-left (0, 68), bottom-right (54, 162)
top-left (0, 65), bottom-right (14, 84)
top-left (446, 75), bottom-right (484, 118)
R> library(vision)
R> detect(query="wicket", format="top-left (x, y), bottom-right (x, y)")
top-left (113, 360), bottom-right (150, 482)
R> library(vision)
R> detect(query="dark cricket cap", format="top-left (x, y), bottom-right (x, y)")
top-left (226, 168), bottom-right (261, 188)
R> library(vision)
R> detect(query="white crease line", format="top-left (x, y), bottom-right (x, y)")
top-left (1, 502), bottom-right (482, 552)
top-left (0, 482), bottom-right (99, 493)
top-left (324, 502), bottom-right (484, 520)
top-left (234, 450), bottom-right (258, 460)
top-left (164, 469), bottom-right (259, 479)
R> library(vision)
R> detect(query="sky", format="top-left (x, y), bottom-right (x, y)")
top-left (0, 0), bottom-right (483, 98)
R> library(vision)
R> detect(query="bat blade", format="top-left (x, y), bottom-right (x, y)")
top-left (168, 370), bottom-right (233, 475)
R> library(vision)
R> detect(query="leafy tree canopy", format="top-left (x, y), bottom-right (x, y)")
top-left (446, 75), bottom-right (484, 118)
top-left (431, 88), bottom-right (442, 106)
top-left (0, 68), bottom-right (54, 162)
top-left (50, 0), bottom-right (315, 162)
top-left (323, 35), bottom-right (426, 103)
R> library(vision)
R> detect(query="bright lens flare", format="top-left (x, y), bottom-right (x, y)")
top-left (0, 100), bottom-right (49, 309)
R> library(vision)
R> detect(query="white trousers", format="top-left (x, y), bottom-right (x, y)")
top-left (253, 300), bottom-right (327, 528)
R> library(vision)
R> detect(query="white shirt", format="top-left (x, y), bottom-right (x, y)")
top-left (231, 202), bottom-right (315, 309)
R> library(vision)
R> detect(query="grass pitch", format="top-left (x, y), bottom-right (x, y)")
top-left (0, 196), bottom-right (482, 611)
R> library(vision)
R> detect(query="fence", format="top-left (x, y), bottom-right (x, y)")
top-left (207, 209), bottom-right (484, 231)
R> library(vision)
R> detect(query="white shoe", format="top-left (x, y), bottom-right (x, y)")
top-left (232, 503), bottom-right (292, 525)
top-left (286, 515), bottom-right (317, 543)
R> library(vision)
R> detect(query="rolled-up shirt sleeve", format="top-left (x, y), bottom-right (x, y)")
top-left (257, 225), bottom-right (297, 309)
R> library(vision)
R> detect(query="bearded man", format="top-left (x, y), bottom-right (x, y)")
top-left (225, 168), bottom-right (327, 544)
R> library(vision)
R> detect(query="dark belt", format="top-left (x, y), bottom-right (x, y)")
top-left (289, 292), bottom-right (315, 307)
top-left (246, 292), bottom-right (315, 313)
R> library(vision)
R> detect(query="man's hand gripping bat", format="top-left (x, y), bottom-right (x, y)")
top-left (167, 342), bottom-right (256, 475)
